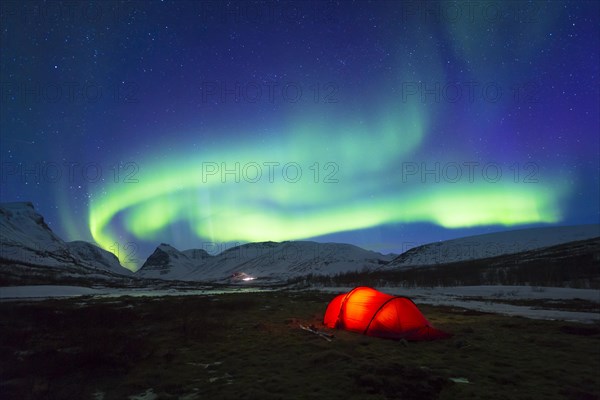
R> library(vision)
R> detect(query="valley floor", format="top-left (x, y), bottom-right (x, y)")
top-left (0, 290), bottom-right (599, 399)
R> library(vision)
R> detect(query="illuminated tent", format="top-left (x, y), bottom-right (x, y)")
top-left (323, 287), bottom-right (450, 341)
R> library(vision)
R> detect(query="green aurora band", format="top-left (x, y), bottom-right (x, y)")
top-left (88, 104), bottom-right (568, 269)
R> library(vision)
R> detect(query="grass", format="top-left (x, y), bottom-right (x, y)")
top-left (0, 291), bottom-right (599, 399)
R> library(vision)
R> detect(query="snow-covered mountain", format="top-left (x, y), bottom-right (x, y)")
top-left (198, 241), bottom-right (395, 281)
top-left (386, 224), bottom-right (600, 269)
top-left (3, 201), bottom-right (598, 285)
top-left (0, 202), bottom-right (393, 283)
top-left (0, 202), bottom-right (131, 277)
top-left (137, 241), bottom-right (395, 282)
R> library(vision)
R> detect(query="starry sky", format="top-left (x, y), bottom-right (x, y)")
top-left (1, 1), bottom-right (598, 270)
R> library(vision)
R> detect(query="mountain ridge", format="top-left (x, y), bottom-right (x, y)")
top-left (136, 240), bottom-right (396, 281)
top-left (2, 201), bottom-right (599, 284)
top-left (386, 224), bottom-right (600, 269)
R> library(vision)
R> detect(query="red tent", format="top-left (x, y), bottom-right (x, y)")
top-left (323, 287), bottom-right (450, 341)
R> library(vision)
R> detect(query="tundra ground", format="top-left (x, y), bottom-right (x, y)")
top-left (0, 291), bottom-right (598, 399)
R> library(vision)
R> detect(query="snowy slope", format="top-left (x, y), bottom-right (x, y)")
top-left (387, 224), bottom-right (600, 269)
top-left (0, 202), bottom-right (131, 276)
top-left (137, 241), bottom-right (395, 282)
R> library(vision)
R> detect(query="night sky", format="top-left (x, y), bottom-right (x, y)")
top-left (1, 1), bottom-right (598, 270)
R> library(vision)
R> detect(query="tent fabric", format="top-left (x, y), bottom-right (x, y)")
top-left (323, 287), bottom-right (450, 341)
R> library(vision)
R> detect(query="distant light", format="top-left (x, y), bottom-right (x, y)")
top-left (242, 277), bottom-right (256, 281)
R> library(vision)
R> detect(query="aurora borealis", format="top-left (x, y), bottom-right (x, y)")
top-left (1, 1), bottom-right (598, 270)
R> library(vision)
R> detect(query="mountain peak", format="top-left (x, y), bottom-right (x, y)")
top-left (157, 243), bottom-right (179, 251)
top-left (138, 243), bottom-right (196, 278)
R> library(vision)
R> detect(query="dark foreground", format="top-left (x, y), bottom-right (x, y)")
top-left (0, 291), bottom-right (598, 400)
